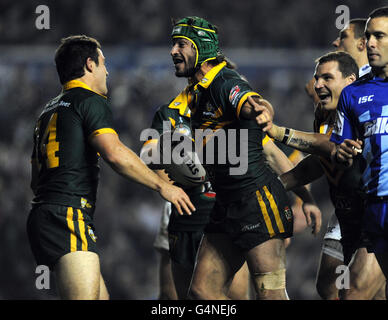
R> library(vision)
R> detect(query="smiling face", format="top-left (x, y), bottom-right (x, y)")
top-left (170, 38), bottom-right (197, 77)
top-left (365, 16), bottom-right (388, 73)
top-left (314, 60), bottom-right (354, 111)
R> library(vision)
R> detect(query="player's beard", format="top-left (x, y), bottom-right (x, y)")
top-left (175, 55), bottom-right (197, 78)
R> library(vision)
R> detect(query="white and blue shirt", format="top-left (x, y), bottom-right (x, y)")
top-left (330, 73), bottom-right (388, 197)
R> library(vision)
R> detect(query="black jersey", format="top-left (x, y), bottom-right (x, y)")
top-left (189, 62), bottom-right (275, 203)
top-left (31, 80), bottom-right (116, 213)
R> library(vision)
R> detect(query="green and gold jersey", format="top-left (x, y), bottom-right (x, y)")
top-left (188, 61), bottom-right (274, 203)
top-left (31, 80), bottom-right (117, 213)
top-left (314, 105), bottom-right (363, 208)
top-left (145, 102), bottom-right (213, 229)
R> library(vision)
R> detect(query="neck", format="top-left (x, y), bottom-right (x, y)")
top-left (77, 75), bottom-right (95, 91)
top-left (192, 62), bottom-right (214, 83)
top-left (357, 53), bottom-right (369, 69)
top-left (372, 65), bottom-right (388, 79)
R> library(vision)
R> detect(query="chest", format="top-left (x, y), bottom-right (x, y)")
top-left (190, 89), bottom-right (234, 131)
top-left (351, 87), bottom-right (388, 137)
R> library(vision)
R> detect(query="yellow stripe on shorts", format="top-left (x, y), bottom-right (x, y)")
top-left (66, 207), bottom-right (77, 252)
top-left (256, 190), bottom-right (275, 237)
top-left (77, 209), bottom-right (88, 251)
top-left (263, 186), bottom-right (285, 233)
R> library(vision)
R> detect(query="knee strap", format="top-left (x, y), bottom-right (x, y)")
top-left (252, 268), bottom-right (286, 290)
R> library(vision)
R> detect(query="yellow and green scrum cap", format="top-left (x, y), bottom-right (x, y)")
top-left (171, 16), bottom-right (221, 67)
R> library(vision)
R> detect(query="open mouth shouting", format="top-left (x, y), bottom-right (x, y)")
top-left (173, 56), bottom-right (185, 68)
top-left (317, 91), bottom-right (331, 104)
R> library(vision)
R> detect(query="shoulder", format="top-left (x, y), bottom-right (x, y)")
top-left (343, 73), bottom-right (374, 93)
top-left (215, 67), bottom-right (247, 86)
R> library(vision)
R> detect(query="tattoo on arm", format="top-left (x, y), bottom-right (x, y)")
top-left (288, 137), bottom-right (313, 150)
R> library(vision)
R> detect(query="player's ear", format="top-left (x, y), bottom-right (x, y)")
top-left (346, 73), bottom-right (357, 84)
top-left (357, 37), bottom-right (366, 51)
top-left (85, 57), bottom-right (94, 73)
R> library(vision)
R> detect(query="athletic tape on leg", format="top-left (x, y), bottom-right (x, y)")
top-left (253, 268), bottom-right (286, 290)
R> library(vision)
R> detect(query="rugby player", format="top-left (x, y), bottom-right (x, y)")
top-left (165, 16), bottom-right (321, 300)
top-left (333, 6), bottom-right (388, 283)
top-left (27, 35), bottom-right (194, 300)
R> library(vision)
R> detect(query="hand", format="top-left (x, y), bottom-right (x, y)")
top-left (302, 202), bottom-right (322, 236)
top-left (247, 96), bottom-right (274, 132)
top-left (334, 139), bottom-right (363, 168)
top-left (159, 182), bottom-right (196, 215)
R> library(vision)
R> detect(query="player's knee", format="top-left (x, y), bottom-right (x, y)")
top-left (252, 268), bottom-right (287, 300)
top-left (188, 282), bottom-right (208, 300)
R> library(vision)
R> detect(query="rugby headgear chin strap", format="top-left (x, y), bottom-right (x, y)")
top-left (171, 16), bottom-right (222, 72)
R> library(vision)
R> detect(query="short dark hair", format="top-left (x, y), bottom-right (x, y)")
top-left (349, 18), bottom-right (367, 39)
top-left (369, 6), bottom-right (388, 19)
top-left (316, 51), bottom-right (359, 79)
top-left (55, 35), bottom-right (101, 85)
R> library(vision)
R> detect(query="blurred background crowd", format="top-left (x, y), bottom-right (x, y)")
top-left (0, 0), bottom-right (386, 299)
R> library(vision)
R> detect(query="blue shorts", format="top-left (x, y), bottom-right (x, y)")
top-left (364, 200), bottom-right (388, 254)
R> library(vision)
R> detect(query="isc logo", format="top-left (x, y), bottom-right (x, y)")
top-left (358, 95), bottom-right (374, 104)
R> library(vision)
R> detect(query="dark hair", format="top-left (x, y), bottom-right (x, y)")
top-left (55, 35), bottom-right (101, 85)
top-left (349, 18), bottom-right (367, 39)
top-left (369, 6), bottom-right (388, 19)
top-left (316, 51), bottom-right (359, 79)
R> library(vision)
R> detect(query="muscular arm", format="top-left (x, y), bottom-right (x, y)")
top-left (267, 124), bottom-right (335, 158)
top-left (263, 139), bottom-right (318, 203)
top-left (279, 155), bottom-right (324, 190)
top-left (90, 132), bottom-right (195, 215)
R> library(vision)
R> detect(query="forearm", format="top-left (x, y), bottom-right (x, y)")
top-left (269, 125), bottom-right (335, 157)
top-left (104, 140), bottom-right (165, 192)
top-left (279, 155), bottom-right (323, 190)
top-left (263, 139), bottom-right (295, 175)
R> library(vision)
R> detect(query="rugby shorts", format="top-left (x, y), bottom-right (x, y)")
top-left (363, 199), bottom-right (388, 254)
top-left (27, 203), bottom-right (98, 270)
top-left (168, 230), bottom-right (204, 270)
top-left (205, 177), bottom-right (293, 251)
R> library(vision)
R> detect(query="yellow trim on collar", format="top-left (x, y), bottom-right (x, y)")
top-left (168, 86), bottom-right (192, 117)
top-left (194, 61), bottom-right (227, 90)
top-left (63, 80), bottom-right (107, 99)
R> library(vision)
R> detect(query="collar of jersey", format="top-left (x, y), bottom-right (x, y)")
top-left (63, 80), bottom-right (107, 99)
top-left (194, 61), bottom-right (227, 90)
top-left (168, 86), bottom-right (191, 117)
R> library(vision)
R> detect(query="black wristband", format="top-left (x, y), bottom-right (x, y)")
top-left (282, 128), bottom-right (290, 144)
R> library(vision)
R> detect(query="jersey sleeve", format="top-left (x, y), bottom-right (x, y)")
top-left (79, 96), bottom-right (117, 139)
top-left (220, 78), bottom-right (261, 119)
top-left (150, 105), bottom-right (173, 135)
top-left (330, 89), bottom-right (356, 144)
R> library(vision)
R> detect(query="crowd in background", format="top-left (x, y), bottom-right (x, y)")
top-left (0, 0), bottom-right (385, 299)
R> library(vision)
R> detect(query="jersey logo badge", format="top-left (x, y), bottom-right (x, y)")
top-left (229, 85), bottom-right (240, 104)
top-left (81, 197), bottom-right (92, 209)
top-left (358, 95), bottom-right (374, 104)
top-left (284, 206), bottom-right (292, 221)
top-left (87, 226), bottom-right (97, 242)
